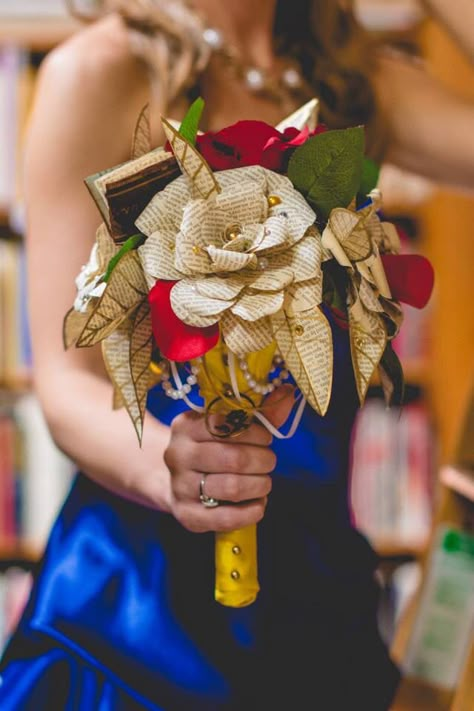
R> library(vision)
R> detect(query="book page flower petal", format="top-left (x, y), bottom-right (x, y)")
top-left (231, 290), bottom-right (284, 321)
top-left (221, 311), bottom-right (273, 356)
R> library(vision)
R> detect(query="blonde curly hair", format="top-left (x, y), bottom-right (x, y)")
top-left (68, 0), bottom-right (384, 156)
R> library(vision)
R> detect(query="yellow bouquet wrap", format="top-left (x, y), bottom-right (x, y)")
top-left (196, 341), bottom-right (276, 607)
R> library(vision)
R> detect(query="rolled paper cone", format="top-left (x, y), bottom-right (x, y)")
top-left (321, 226), bottom-right (352, 268)
top-left (197, 341), bottom-right (276, 607)
top-left (367, 251), bottom-right (392, 299)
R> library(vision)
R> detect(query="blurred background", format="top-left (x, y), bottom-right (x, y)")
top-left (0, 2), bottom-right (473, 709)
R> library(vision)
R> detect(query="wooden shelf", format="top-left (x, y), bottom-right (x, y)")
top-left (0, 17), bottom-right (79, 50)
top-left (391, 676), bottom-right (453, 711)
top-left (0, 375), bottom-right (33, 393)
top-left (374, 537), bottom-right (428, 559)
top-left (440, 465), bottom-right (474, 504)
top-left (0, 540), bottom-right (41, 563)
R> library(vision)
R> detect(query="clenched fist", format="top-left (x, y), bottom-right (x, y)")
top-left (164, 386), bottom-right (295, 533)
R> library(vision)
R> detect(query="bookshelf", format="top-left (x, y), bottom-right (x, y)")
top-left (0, 17), bottom-right (79, 50)
top-left (390, 16), bottom-right (474, 709)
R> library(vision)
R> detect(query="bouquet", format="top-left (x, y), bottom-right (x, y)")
top-left (64, 98), bottom-right (434, 607)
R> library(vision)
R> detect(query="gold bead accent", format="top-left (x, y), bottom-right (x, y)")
top-left (232, 545), bottom-right (241, 556)
top-left (231, 570), bottom-right (241, 580)
top-left (268, 195), bottom-right (282, 208)
top-left (294, 324), bottom-right (305, 337)
top-left (192, 245), bottom-right (202, 255)
top-left (224, 223), bottom-right (242, 242)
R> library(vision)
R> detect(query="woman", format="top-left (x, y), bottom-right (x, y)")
top-left (0, 1), bottom-right (473, 709)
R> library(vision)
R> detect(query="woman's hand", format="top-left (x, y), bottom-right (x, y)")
top-left (164, 387), bottom-right (295, 533)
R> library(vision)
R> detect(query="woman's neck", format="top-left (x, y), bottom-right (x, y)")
top-left (192, 0), bottom-right (278, 68)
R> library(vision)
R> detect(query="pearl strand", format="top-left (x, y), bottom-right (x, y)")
top-left (161, 359), bottom-right (202, 400)
top-left (238, 355), bottom-right (290, 395)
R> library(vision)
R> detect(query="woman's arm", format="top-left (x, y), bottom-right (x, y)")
top-left (421, 0), bottom-right (474, 61)
top-left (25, 17), bottom-right (284, 532)
top-left (25, 25), bottom-right (176, 512)
top-left (374, 53), bottom-right (474, 190)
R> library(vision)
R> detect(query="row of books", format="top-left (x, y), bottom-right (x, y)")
top-left (0, 391), bottom-right (74, 548)
top-left (349, 396), bottom-right (435, 549)
top-left (0, 239), bottom-right (31, 385)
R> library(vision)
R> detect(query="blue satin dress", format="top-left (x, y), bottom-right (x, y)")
top-left (0, 315), bottom-right (400, 710)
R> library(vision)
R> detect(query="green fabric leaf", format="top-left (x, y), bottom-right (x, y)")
top-left (104, 233), bottom-right (145, 283)
top-left (288, 126), bottom-right (365, 221)
top-left (357, 157), bottom-right (380, 208)
top-left (179, 97), bottom-right (205, 146)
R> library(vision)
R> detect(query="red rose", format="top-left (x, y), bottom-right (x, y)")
top-left (148, 280), bottom-right (219, 361)
top-left (381, 254), bottom-right (435, 309)
top-left (196, 120), bottom-right (327, 173)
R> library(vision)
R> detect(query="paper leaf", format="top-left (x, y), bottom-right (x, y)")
top-left (378, 342), bottom-right (405, 408)
top-left (77, 252), bottom-right (147, 348)
top-left (112, 386), bottom-right (125, 411)
top-left (102, 302), bottom-right (152, 443)
top-left (276, 98), bottom-right (319, 132)
top-left (329, 208), bottom-right (372, 262)
top-left (288, 127), bottom-right (365, 221)
top-left (349, 310), bottom-right (387, 404)
top-left (63, 307), bottom-right (90, 349)
top-left (272, 307), bottom-right (333, 416)
top-left (162, 118), bottom-right (221, 200)
top-left (103, 233), bottom-right (145, 283)
top-left (131, 104), bottom-right (152, 159)
top-left (96, 223), bottom-right (119, 272)
top-left (179, 97), bottom-right (205, 146)
top-left (357, 157), bottom-right (380, 203)
top-left (221, 311), bottom-right (274, 357)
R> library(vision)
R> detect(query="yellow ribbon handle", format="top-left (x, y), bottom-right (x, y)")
top-left (196, 341), bottom-right (276, 608)
top-left (215, 526), bottom-right (259, 607)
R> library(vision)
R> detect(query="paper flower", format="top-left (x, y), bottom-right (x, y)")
top-left (137, 164), bottom-right (320, 357)
top-left (72, 225), bottom-right (117, 314)
top-left (74, 243), bottom-right (107, 313)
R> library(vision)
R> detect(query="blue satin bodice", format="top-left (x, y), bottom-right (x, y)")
top-left (0, 315), bottom-right (400, 710)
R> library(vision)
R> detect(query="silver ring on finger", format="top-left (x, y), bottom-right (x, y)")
top-left (199, 474), bottom-right (220, 509)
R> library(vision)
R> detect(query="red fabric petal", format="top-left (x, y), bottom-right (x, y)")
top-left (197, 121), bottom-right (281, 170)
top-left (148, 280), bottom-right (219, 361)
top-left (381, 254), bottom-right (435, 309)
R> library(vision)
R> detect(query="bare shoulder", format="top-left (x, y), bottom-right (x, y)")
top-left (27, 14), bottom-right (151, 178)
top-left (41, 14), bottom-right (148, 109)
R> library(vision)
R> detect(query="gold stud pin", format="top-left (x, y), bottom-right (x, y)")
top-left (232, 545), bottom-right (241, 556)
top-left (294, 324), bottom-right (305, 337)
top-left (231, 570), bottom-right (241, 580)
top-left (224, 224), bottom-right (242, 242)
top-left (268, 195), bottom-right (282, 208)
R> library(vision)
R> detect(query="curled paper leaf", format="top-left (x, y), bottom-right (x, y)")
top-left (272, 307), bottom-right (333, 416)
top-left (276, 98), bottom-right (319, 133)
top-left (77, 252), bottom-right (148, 348)
top-left (378, 342), bottom-right (405, 408)
top-left (349, 308), bottom-right (387, 404)
top-left (102, 301), bottom-right (153, 443)
top-left (63, 307), bottom-right (91, 349)
top-left (131, 103), bottom-right (152, 160)
top-left (328, 208), bottom-right (373, 262)
top-left (162, 118), bottom-right (221, 200)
